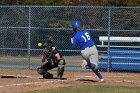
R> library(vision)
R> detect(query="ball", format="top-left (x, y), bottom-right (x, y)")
top-left (38, 43), bottom-right (42, 47)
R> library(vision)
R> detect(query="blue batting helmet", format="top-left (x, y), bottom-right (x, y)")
top-left (72, 21), bottom-right (83, 29)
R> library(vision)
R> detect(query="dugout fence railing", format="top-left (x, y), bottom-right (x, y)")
top-left (0, 6), bottom-right (140, 72)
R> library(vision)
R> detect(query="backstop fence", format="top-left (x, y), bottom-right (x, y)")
top-left (0, 6), bottom-right (140, 72)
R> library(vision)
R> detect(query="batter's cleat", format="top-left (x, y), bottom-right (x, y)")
top-left (99, 79), bottom-right (104, 82)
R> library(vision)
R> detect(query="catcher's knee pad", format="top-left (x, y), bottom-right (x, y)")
top-left (43, 72), bottom-right (53, 79)
top-left (58, 58), bottom-right (65, 67)
top-left (57, 58), bottom-right (65, 78)
top-left (37, 67), bottom-right (46, 75)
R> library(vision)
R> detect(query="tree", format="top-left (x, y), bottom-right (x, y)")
top-left (0, 0), bottom-right (140, 6)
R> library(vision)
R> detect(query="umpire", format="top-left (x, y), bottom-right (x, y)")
top-left (37, 39), bottom-right (66, 79)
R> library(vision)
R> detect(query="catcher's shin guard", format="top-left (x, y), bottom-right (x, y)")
top-left (57, 58), bottom-right (65, 78)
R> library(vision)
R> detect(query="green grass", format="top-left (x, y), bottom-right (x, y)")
top-left (24, 85), bottom-right (140, 93)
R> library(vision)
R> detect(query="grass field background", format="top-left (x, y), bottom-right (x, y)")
top-left (24, 85), bottom-right (140, 93)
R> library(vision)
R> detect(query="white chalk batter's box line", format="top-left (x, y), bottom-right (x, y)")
top-left (0, 74), bottom-right (42, 78)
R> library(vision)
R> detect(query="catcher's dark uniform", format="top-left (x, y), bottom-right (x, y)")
top-left (37, 40), bottom-right (65, 79)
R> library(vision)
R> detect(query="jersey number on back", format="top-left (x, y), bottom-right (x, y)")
top-left (81, 32), bottom-right (91, 42)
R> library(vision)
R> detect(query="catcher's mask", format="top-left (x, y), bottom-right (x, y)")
top-left (43, 39), bottom-right (53, 48)
top-left (43, 39), bottom-right (53, 59)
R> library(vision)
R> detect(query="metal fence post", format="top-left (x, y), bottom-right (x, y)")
top-left (28, 6), bottom-right (31, 69)
top-left (107, 8), bottom-right (111, 72)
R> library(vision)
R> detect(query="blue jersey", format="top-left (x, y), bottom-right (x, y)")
top-left (71, 29), bottom-right (95, 50)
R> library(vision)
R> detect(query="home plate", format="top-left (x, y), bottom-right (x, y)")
top-left (75, 76), bottom-right (96, 79)
top-left (67, 76), bottom-right (96, 81)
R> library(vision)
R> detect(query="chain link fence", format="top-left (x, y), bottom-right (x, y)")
top-left (0, 6), bottom-right (140, 72)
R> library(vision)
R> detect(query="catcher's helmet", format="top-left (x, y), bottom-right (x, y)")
top-left (72, 21), bottom-right (83, 29)
top-left (43, 39), bottom-right (53, 47)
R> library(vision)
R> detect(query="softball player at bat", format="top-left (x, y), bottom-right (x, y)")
top-left (71, 21), bottom-right (104, 82)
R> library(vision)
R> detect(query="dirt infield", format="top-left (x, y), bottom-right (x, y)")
top-left (0, 69), bottom-right (140, 93)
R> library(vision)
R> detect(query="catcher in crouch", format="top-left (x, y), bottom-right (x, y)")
top-left (37, 39), bottom-right (66, 79)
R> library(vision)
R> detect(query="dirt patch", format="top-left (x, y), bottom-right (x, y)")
top-left (0, 69), bottom-right (140, 93)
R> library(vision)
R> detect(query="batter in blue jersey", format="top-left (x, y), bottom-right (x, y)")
top-left (71, 21), bottom-right (104, 82)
